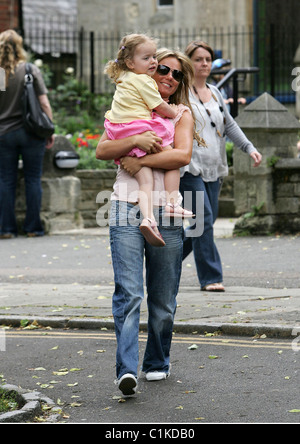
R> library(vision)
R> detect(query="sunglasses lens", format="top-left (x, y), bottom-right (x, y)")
top-left (157, 65), bottom-right (183, 82)
top-left (157, 65), bottom-right (170, 75)
top-left (172, 70), bottom-right (184, 82)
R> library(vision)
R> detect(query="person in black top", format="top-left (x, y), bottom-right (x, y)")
top-left (0, 29), bottom-right (54, 238)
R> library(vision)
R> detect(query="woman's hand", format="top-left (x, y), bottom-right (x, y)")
top-left (250, 151), bottom-right (262, 167)
top-left (120, 156), bottom-right (143, 176)
top-left (46, 134), bottom-right (54, 149)
top-left (120, 131), bottom-right (164, 176)
top-left (134, 131), bottom-right (163, 154)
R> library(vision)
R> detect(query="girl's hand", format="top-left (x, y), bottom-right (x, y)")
top-left (169, 104), bottom-right (179, 114)
top-left (134, 131), bottom-right (163, 154)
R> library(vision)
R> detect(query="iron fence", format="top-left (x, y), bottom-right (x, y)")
top-left (23, 23), bottom-right (298, 104)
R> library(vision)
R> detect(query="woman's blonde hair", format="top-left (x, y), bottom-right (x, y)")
top-left (0, 29), bottom-right (27, 86)
top-left (156, 47), bottom-right (200, 145)
top-left (104, 33), bottom-right (157, 83)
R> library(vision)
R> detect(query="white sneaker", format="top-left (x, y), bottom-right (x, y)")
top-left (117, 373), bottom-right (137, 396)
top-left (145, 370), bottom-right (170, 381)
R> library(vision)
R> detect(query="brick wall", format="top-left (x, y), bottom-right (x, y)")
top-left (0, 0), bottom-right (19, 32)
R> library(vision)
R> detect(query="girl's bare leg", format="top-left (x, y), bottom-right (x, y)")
top-left (163, 146), bottom-right (194, 217)
top-left (135, 167), bottom-right (165, 246)
top-left (134, 166), bottom-right (154, 221)
top-left (164, 168), bottom-right (181, 207)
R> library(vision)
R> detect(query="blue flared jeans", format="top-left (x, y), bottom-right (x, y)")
top-left (0, 127), bottom-right (46, 236)
top-left (109, 200), bottom-right (183, 379)
top-left (180, 172), bottom-right (223, 288)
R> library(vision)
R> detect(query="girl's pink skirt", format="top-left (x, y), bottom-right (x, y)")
top-left (104, 112), bottom-right (175, 164)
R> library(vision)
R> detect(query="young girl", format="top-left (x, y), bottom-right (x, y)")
top-left (104, 33), bottom-right (193, 247)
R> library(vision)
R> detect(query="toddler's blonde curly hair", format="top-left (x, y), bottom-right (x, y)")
top-left (104, 33), bottom-right (158, 83)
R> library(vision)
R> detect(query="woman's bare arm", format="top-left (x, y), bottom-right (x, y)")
top-left (38, 94), bottom-right (53, 120)
top-left (96, 131), bottom-right (163, 160)
top-left (38, 94), bottom-right (54, 148)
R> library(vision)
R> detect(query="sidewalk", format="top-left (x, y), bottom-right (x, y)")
top-left (0, 218), bottom-right (299, 339)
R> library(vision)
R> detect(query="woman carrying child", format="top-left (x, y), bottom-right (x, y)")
top-left (104, 33), bottom-right (193, 247)
top-left (97, 45), bottom-right (196, 396)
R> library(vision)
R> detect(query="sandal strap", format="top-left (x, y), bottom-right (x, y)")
top-left (145, 217), bottom-right (157, 228)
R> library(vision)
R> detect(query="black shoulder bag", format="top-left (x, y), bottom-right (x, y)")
top-left (22, 63), bottom-right (55, 139)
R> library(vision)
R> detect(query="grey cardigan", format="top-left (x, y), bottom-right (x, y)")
top-left (180, 83), bottom-right (257, 182)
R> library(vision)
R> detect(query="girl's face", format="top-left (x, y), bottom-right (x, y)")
top-left (153, 56), bottom-right (182, 101)
top-left (126, 42), bottom-right (158, 76)
top-left (190, 46), bottom-right (212, 80)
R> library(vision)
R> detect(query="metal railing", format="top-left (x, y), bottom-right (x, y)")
top-left (215, 67), bottom-right (260, 117)
top-left (22, 23), bottom-right (297, 104)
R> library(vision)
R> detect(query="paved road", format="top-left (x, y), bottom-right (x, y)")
top-left (2, 328), bottom-right (300, 424)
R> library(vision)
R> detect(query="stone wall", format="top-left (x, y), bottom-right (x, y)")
top-left (233, 93), bottom-right (300, 235)
top-left (16, 136), bottom-right (83, 234)
top-left (269, 159), bottom-right (300, 232)
top-left (16, 135), bottom-right (117, 233)
top-left (77, 169), bottom-right (116, 228)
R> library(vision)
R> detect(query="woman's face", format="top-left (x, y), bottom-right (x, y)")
top-left (153, 56), bottom-right (182, 100)
top-left (190, 46), bottom-right (212, 80)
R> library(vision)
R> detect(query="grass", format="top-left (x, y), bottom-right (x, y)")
top-left (0, 387), bottom-right (20, 413)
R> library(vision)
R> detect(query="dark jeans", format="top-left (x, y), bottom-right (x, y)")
top-left (180, 172), bottom-right (223, 288)
top-left (0, 127), bottom-right (46, 236)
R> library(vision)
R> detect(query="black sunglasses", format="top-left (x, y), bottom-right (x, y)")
top-left (156, 64), bottom-right (184, 82)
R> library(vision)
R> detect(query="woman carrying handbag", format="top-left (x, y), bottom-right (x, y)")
top-left (0, 29), bottom-right (54, 238)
